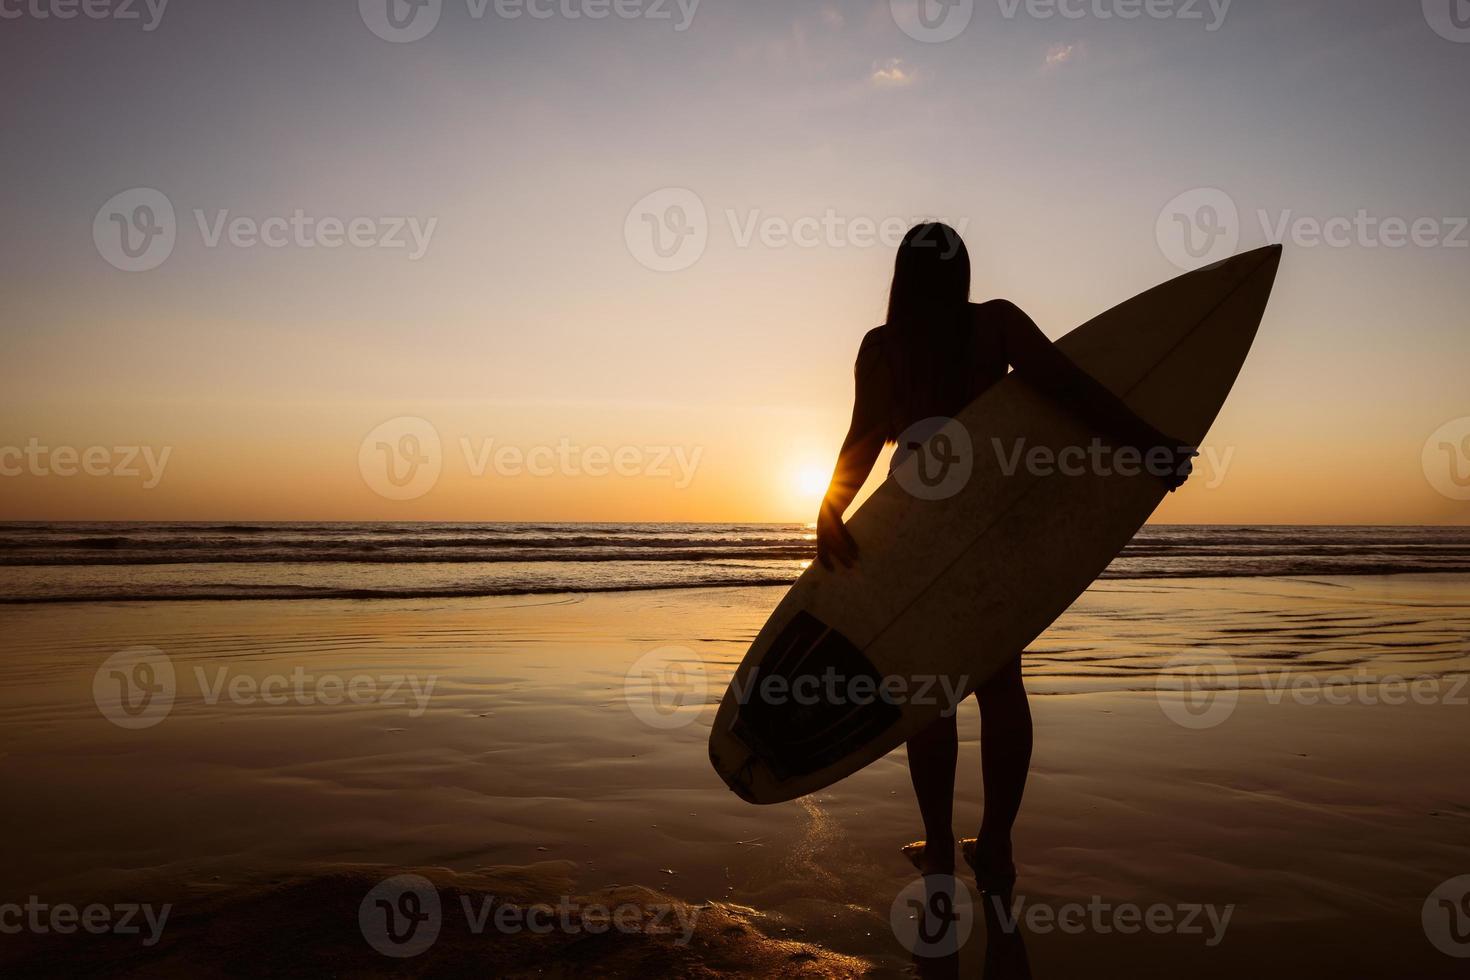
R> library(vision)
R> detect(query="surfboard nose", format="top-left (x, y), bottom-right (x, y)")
top-left (1247, 243), bottom-right (1285, 282)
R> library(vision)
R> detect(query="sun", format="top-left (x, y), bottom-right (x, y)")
top-left (795, 462), bottom-right (829, 500)
top-left (783, 456), bottom-right (834, 519)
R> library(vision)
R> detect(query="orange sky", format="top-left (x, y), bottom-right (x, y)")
top-left (2, 2), bottom-right (1468, 525)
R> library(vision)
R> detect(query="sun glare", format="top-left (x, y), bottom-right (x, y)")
top-left (795, 463), bottom-right (829, 500)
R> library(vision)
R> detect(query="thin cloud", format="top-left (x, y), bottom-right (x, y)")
top-left (1045, 43), bottom-right (1081, 69)
top-left (870, 58), bottom-right (916, 87)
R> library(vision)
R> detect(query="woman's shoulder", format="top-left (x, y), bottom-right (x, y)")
top-left (857, 325), bottom-right (888, 365)
top-left (971, 298), bottom-right (1028, 322)
top-left (970, 300), bottom-right (1035, 350)
top-left (855, 326), bottom-right (891, 382)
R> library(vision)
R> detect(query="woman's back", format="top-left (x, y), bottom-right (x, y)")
top-left (855, 303), bottom-right (1012, 443)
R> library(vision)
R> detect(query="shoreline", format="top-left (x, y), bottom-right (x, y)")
top-left (6, 525), bottom-right (1470, 606)
top-left (3, 566), bottom-right (1470, 607)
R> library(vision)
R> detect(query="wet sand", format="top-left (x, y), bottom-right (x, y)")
top-left (1, 576), bottom-right (1468, 976)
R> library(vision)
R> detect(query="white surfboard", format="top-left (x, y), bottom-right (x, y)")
top-left (709, 246), bottom-right (1283, 804)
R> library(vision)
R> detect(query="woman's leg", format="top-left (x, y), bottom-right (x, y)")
top-left (975, 655), bottom-right (1032, 875)
top-left (906, 712), bottom-right (959, 873)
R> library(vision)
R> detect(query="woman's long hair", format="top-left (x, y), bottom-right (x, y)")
top-left (882, 222), bottom-right (973, 435)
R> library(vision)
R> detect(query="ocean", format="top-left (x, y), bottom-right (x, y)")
top-left (2, 523), bottom-right (1468, 603)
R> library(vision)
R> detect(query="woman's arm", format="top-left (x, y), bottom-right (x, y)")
top-left (815, 339), bottom-right (888, 569)
top-left (987, 301), bottom-right (1196, 489)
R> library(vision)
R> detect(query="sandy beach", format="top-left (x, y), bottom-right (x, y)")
top-left (2, 573), bottom-right (1467, 976)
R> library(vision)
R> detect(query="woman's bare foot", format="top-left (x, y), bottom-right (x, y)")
top-left (968, 835), bottom-right (1017, 893)
top-left (900, 838), bottom-right (957, 876)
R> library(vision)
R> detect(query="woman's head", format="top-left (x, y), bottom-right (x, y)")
top-left (881, 223), bottom-right (974, 433)
top-left (886, 222), bottom-right (971, 330)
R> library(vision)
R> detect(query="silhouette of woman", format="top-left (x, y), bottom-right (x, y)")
top-left (815, 223), bottom-right (1192, 895)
